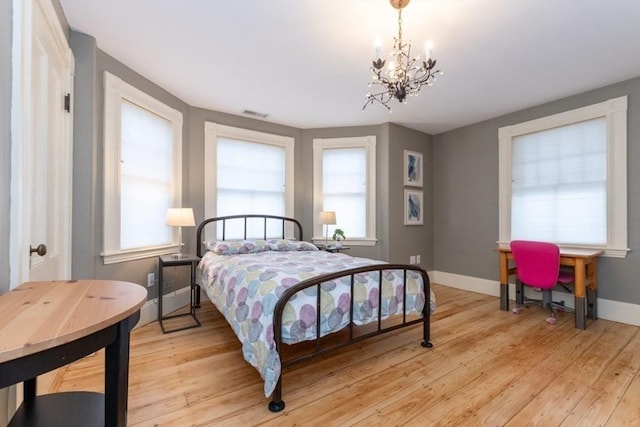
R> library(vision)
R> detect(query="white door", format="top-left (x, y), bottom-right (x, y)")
top-left (10, 0), bottom-right (73, 286)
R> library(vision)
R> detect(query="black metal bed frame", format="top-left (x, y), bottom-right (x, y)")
top-left (196, 214), bottom-right (432, 412)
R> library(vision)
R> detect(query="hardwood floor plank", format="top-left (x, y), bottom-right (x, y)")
top-left (605, 369), bottom-right (640, 426)
top-left (48, 284), bottom-right (639, 426)
top-left (505, 321), bottom-right (638, 426)
top-left (463, 317), bottom-right (599, 426)
top-left (562, 329), bottom-right (640, 426)
top-left (353, 308), bottom-right (575, 426)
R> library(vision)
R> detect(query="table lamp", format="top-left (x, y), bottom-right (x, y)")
top-left (166, 208), bottom-right (195, 258)
top-left (318, 211), bottom-right (336, 248)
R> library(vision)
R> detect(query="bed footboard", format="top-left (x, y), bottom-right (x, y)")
top-left (268, 263), bottom-right (432, 412)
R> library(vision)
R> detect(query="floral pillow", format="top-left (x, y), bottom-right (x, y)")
top-left (205, 239), bottom-right (269, 255)
top-left (267, 239), bottom-right (319, 252)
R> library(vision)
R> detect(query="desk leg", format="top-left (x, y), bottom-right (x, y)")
top-left (500, 283), bottom-right (509, 311)
top-left (574, 258), bottom-right (587, 330)
top-left (587, 288), bottom-right (598, 320)
top-left (499, 252), bottom-right (509, 311)
top-left (105, 316), bottom-right (134, 427)
top-left (587, 258), bottom-right (598, 320)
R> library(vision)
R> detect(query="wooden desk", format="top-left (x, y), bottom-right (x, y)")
top-left (0, 280), bottom-right (147, 426)
top-left (496, 244), bottom-right (602, 330)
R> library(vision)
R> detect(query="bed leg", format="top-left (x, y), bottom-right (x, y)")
top-left (268, 399), bottom-right (285, 412)
top-left (268, 380), bottom-right (285, 412)
top-left (421, 304), bottom-right (432, 348)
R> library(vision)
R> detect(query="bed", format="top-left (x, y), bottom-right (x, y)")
top-left (196, 214), bottom-right (434, 412)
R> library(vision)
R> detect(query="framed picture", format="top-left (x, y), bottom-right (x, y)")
top-left (403, 150), bottom-right (423, 187)
top-left (404, 189), bottom-right (423, 225)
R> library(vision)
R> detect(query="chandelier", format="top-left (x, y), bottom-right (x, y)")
top-left (363, 0), bottom-right (443, 111)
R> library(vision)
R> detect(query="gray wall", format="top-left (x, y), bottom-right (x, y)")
top-left (387, 123), bottom-right (434, 269)
top-left (9, 5), bottom-right (638, 310)
top-left (70, 31), bottom-right (309, 298)
top-left (299, 123), bottom-right (433, 268)
top-left (70, 32), bottom-right (192, 298)
top-left (301, 125), bottom-right (385, 261)
top-left (0, 0), bottom-right (12, 299)
top-left (434, 77), bottom-right (640, 305)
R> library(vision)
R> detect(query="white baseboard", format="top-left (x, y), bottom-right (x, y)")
top-left (432, 270), bottom-right (640, 327)
top-left (135, 274), bottom-right (639, 328)
top-left (135, 286), bottom-right (193, 329)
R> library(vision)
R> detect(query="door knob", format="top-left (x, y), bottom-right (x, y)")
top-left (30, 244), bottom-right (47, 257)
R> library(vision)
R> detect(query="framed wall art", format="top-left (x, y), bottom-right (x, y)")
top-left (403, 150), bottom-right (423, 187)
top-left (404, 189), bottom-right (423, 225)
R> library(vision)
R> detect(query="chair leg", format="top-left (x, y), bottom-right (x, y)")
top-left (515, 279), bottom-right (524, 305)
top-left (543, 289), bottom-right (557, 325)
top-left (512, 279), bottom-right (524, 314)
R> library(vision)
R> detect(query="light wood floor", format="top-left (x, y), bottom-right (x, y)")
top-left (50, 284), bottom-right (639, 426)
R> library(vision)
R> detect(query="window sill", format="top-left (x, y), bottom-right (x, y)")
top-left (312, 238), bottom-right (377, 247)
top-left (102, 245), bottom-right (181, 265)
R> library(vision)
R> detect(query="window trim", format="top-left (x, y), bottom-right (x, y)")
top-left (312, 136), bottom-right (377, 246)
top-left (498, 96), bottom-right (628, 258)
top-left (204, 122), bottom-right (295, 235)
top-left (102, 72), bottom-right (183, 264)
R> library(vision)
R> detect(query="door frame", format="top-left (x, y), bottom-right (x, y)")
top-left (10, 0), bottom-right (74, 289)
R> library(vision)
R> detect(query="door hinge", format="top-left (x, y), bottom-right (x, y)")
top-left (64, 93), bottom-right (71, 113)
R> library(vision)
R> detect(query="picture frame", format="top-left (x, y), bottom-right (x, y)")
top-left (404, 189), bottom-right (423, 225)
top-left (403, 150), bottom-right (423, 187)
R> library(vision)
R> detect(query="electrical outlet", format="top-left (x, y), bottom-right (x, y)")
top-left (416, 255), bottom-right (421, 264)
top-left (147, 272), bottom-right (155, 287)
top-left (410, 255), bottom-right (416, 264)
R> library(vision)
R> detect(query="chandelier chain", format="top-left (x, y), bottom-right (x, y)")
top-left (397, 8), bottom-right (403, 46)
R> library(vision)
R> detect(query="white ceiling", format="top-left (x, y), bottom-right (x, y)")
top-left (59, 0), bottom-right (640, 135)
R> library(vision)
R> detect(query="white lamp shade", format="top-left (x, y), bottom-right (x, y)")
top-left (319, 211), bottom-right (336, 225)
top-left (166, 208), bottom-right (196, 227)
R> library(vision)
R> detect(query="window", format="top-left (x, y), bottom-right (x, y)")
top-left (103, 72), bottom-right (183, 264)
top-left (499, 96), bottom-right (628, 257)
top-left (204, 123), bottom-right (294, 239)
top-left (313, 136), bottom-right (377, 245)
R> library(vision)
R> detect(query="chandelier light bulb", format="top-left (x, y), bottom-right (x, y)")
top-left (374, 36), bottom-right (383, 57)
top-left (425, 41), bottom-right (433, 60)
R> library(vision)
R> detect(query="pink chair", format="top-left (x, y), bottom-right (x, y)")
top-left (510, 240), bottom-right (575, 325)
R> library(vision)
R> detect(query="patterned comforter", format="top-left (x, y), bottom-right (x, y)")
top-left (199, 245), bottom-right (435, 397)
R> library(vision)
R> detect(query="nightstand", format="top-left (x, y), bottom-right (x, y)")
top-left (318, 244), bottom-right (350, 253)
top-left (158, 254), bottom-right (201, 333)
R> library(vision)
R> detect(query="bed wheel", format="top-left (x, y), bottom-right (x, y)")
top-left (421, 341), bottom-right (433, 348)
top-left (268, 400), bottom-right (286, 412)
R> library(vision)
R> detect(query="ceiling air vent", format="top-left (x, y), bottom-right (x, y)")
top-left (242, 109), bottom-right (269, 119)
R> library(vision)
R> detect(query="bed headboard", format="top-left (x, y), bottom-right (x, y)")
top-left (196, 214), bottom-right (304, 257)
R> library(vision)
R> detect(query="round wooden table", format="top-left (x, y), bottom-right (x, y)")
top-left (0, 280), bottom-right (147, 426)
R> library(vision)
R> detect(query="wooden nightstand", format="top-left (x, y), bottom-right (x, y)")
top-left (158, 254), bottom-right (201, 333)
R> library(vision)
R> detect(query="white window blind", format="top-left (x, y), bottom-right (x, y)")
top-left (313, 136), bottom-right (376, 245)
top-left (103, 71), bottom-right (183, 264)
top-left (511, 118), bottom-right (607, 244)
top-left (120, 100), bottom-right (174, 249)
top-left (322, 148), bottom-right (367, 238)
top-left (203, 122), bottom-right (295, 241)
top-left (216, 138), bottom-right (286, 238)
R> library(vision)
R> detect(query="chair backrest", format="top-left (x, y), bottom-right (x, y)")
top-left (510, 240), bottom-right (561, 289)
